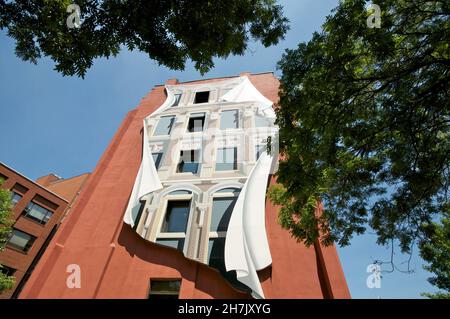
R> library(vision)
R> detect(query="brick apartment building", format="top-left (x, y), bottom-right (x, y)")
top-left (0, 162), bottom-right (89, 298)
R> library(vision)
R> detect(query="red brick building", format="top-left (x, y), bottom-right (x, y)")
top-left (0, 163), bottom-right (89, 298)
top-left (19, 72), bottom-right (350, 299)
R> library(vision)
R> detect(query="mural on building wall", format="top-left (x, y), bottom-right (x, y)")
top-left (123, 76), bottom-right (279, 299)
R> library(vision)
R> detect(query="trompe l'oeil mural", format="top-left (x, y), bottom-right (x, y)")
top-left (124, 77), bottom-right (278, 299)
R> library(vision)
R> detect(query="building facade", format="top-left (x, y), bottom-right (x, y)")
top-left (20, 72), bottom-right (350, 299)
top-left (0, 163), bottom-right (89, 298)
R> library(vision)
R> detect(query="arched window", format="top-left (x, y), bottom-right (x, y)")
top-left (207, 187), bottom-right (241, 269)
top-left (154, 185), bottom-right (200, 253)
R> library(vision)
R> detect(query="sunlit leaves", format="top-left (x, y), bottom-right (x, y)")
top-left (273, 0), bottom-right (449, 258)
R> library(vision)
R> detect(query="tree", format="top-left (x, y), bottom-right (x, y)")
top-left (272, 0), bottom-right (449, 264)
top-left (0, 180), bottom-right (15, 294)
top-left (419, 210), bottom-right (450, 299)
top-left (0, 0), bottom-right (289, 77)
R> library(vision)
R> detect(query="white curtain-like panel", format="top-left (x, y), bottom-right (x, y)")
top-left (224, 150), bottom-right (274, 299)
top-left (222, 77), bottom-right (275, 119)
top-left (123, 121), bottom-right (163, 227)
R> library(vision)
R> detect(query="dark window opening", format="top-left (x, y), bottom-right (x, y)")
top-left (148, 279), bottom-right (181, 299)
top-left (177, 150), bottom-right (200, 174)
top-left (0, 173), bottom-right (7, 182)
top-left (187, 113), bottom-right (206, 132)
top-left (172, 94), bottom-right (182, 107)
top-left (32, 194), bottom-right (58, 211)
top-left (194, 91), bottom-right (209, 104)
top-left (12, 183), bottom-right (29, 195)
top-left (161, 200), bottom-right (191, 233)
top-left (0, 265), bottom-right (16, 277)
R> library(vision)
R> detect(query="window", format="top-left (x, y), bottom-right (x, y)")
top-left (11, 192), bottom-right (23, 206)
top-left (255, 114), bottom-right (273, 127)
top-left (148, 279), bottom-right (181, 299)
top-left (156, 191), bottom-right (193, 252)
top-left (7, 229), bottom-right (36, 252)
top-left (206, 188), bottom-right (248, 291)
top-left (11, 183), bottom-right (28, 197)
top-left (220, 109), bottom-right (239, 129)
top-left (208, 236), bottom-right (250, 292)
top-left (177, 150), bottom-right (200, 174)
top-left (187, 113), bottom-right (206, 132)
top-left (210, 197), bottom-right (236, 232)
top-left (215, 147), bottom-right (237, 171)
top-left (152, 153), bottom-right (163, 170)
top-left (154, 116), bottom-right (175, 136)
top-left (255, 144), bottom-right (266, 160)
top-left (161, 200), bottom-right (191, 233)
top-left (23, 202), bottom-right (53, 225)
top-left (206, 187), bottom-right (245, 290)
top-left (172, 94), bottom-right (182, 107)
top-left (0, 265), bottom-right (16, 277)
top-left (208, 238), bottom-right (226, 270)
top-left (194, 91), bottom-right (209, 104)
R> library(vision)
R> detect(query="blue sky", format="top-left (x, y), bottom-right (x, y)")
top-left (0, 0), bottom-right (437, 298)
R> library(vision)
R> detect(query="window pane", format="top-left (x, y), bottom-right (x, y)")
top-left (156, 239), bottom-right (185, 250)
top-left (215, 147), bottom-right (237, 171)
top-left (11, 192), bottom-right (22, 206)
top-left (187, 113), bottom-right (205, 132)
top-left (161, 200), bottom-right (191, 233)
top-left (255, 115), bottom-right (273, 127)
top-left (220, 110), bottom-right (239, 129)
top-left (149, 279), bottom-right (181, 299)
top-left (194, 91), bottom-right (209, 104)
top-left (154, 116), bottom-right (175, 136)
top-left (211, 197), bottom-right (236, 232)
top-left (178, 162), bottom-right (199, 174)
top-left (151, 280), bottom-right (181, 293)
top-left (24, 202), bottom-right (53, 224)
top-left (208, 238), bottom-right (226, 271)
top-left (8, 229), bottom-right (35, 252)
top-left (152, 153), bottom-right (163, 169)
top-left (172, 94), bottom-right (182, 107)
top-left (177, 150), bottom-right (200, 174)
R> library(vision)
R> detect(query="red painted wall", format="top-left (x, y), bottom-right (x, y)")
top-left (20, 73), bottom-right (350, 299)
